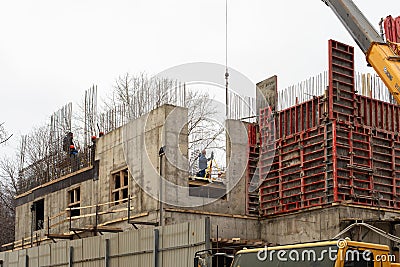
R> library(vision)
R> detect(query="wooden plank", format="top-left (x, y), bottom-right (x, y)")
top-left (46, 234), bottom-right (73, 240)
top-left (69, 226), bottom-right (122, 233)
top-left (49, 210), bottom-right (68, 220)
top-left (96, 226), bottom-right (123, 233)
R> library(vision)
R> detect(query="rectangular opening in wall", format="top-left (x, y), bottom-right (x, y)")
top-left (189, 184), bottom-right (226, 199)
top-left (33, 199), bottom-right (44, 231)
top-left (111, 169), bottom-right (129, 205)
top-left (68, 187), bottom-right (81, 217)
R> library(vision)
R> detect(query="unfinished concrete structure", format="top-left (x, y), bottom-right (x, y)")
top-left (10, 103), bottom-right (261, 254)
top-left (4, 39), bottom-right (400, 266)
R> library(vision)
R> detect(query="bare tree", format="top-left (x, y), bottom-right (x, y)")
top-left (0, 122), bottom-right (12, 145)
top-left (0, 156), bottom-right (18, 247)
top-left (18, 126), bottom-right (54, 191)
top-left (185, 90), bottom-right (226, 170)
top-left (106, 73), bottom-right (178, 119)
top-left (104, 73), bottom-right (226, 172)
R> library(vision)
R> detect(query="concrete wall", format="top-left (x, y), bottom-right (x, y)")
top-left (182, 119), bottom-right (249, 215)
top-left (14, 105), bottom-right (187, 242)
top-left (164, 210), bottom-right (261, 241)
top-left (14, 177), bottom-right (96, 242)
top-left (262, 204), bottom-right (400, 248)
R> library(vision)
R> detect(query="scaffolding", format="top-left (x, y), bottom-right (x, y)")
top-left (1, 196), bottom-right (145, 250)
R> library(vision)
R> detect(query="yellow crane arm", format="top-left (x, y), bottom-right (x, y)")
top-left (367, 43), bottom-right (400, 102)
top-left (323, 0), bottom-right (400, 104)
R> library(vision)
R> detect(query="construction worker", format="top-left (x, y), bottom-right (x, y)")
top-left (63, 132), bottom-right (74, 152)
top-left (197, 149), bottom-right (214, 177)
top-left (69, 145), bottom-right (78, 156)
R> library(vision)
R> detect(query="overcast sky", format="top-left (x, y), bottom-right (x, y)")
top-left (0, 0), bottom-right (398, 154)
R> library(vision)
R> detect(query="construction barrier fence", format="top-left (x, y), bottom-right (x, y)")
top-left (0, 218), bottom-right (209, 267)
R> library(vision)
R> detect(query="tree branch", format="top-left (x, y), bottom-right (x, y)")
top-left (0, 133), bottom-right (13, 145)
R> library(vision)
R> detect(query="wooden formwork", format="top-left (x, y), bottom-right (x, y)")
top-left (258, 40), bottom-right (400, 216)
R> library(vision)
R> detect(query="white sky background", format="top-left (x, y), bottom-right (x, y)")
top-left (0, 0), bottom-right (398, 156)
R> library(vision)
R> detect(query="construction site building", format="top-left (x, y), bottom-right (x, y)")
top-left (10, 104), bottom-right (260, 249)
top-left (2, 39), bottom-right (400, 266)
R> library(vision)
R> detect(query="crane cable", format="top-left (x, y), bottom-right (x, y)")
top-left (225, 0), bottom-right (229, 118)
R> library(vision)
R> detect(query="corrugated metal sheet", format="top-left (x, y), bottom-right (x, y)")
top-left (161, 219), bottom-right (207, 267)
top-left (27, 246), bottom-right (39, 267)
top-left (118, 227), bottom-right (153, 267)
top-left (99, 234), bottom-right (111, 257)
top-left (136, 228), bottom-right (153, 267)
top-left (18, 249), bottom-right (27, 267)
top-left (38, 244), bottom-right (51, 266)
top-left (161, 222), bottom-right (190, 267)
top-left (189, 217), bottom-right (206, 245)
top-left (71, 238), bottom-right (83, 267)
top-left (101, 233), bottom-right (119, 266)
top-left (7, 250), bottom-right (18, 267)
top-left (82, 236), bottom-right (101, 267)
top-left (0, 251), bottom-right (9, 266)
top-left (50, 241), bottom-right (68, 266)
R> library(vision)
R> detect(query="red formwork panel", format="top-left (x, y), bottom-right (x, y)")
top-left (259, 124), bottom-right (328, 214)
top-left (246, 123), bottom-right (260, 216)
top-left (331, 39), bottom-right (400, 131)
top-left (258, 39), bottom-right (400, 216)
top-left (273, 96), bottom-right (326, 139)
top-left (397, 17), bottom-right (400, 43)
top-left (383, 15), bottom-right (397, 42)
top-left (356, 95), bottom-right (400, 133)
top-left (384, 15), bottom-right (397, 51)
top-left (333, 121), bottom-right (400, 208)
top-left (248, 122), bottom-right (259, 146)
top-left (384, 15), bottom-right (400, 53)
top-left (259, 119), bottom-right (400, 215)
top-left (328, 40), bottom-right (356, 122)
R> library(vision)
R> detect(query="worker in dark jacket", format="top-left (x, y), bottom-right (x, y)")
top-left (197, 149), bottom-right (214, 177)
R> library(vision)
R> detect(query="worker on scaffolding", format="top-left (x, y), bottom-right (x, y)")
top-left (63, 132), bottom-right (78, 156)
top-left (63, 132), bottom-right (74, 152)
top-left (197, 149), bottom-right (214, 178)
top-left (63, 132), bottom-right (80, 172)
